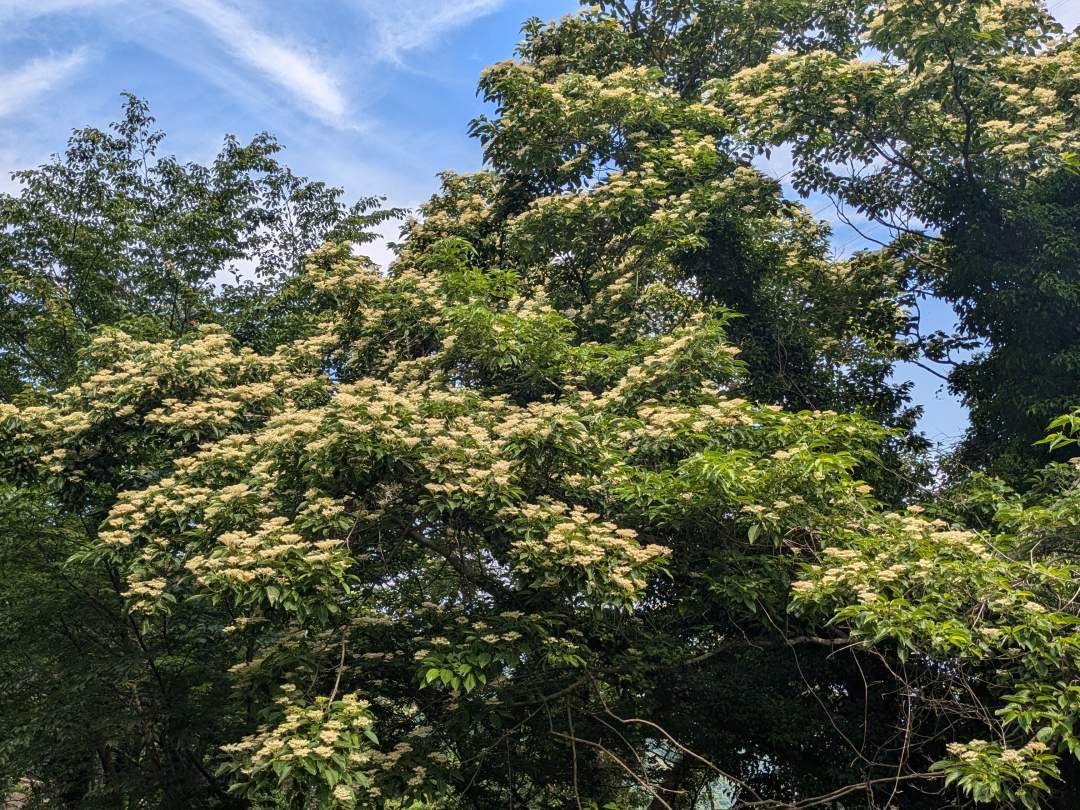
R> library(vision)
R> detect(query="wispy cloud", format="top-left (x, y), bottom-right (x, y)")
top-left (0, 0), bottom-right (116, 24)
top-left (170, 0), bottom-right (347, 123)
top-left (354, 0), bottom-right (507, 62)
top-left (0, 0), bottom-right (507, 126)
top-left (0, 48), bottom-right (92, 118)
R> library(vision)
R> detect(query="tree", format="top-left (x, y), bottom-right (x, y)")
top-left (0, 238), bottom-right (912, 806)
top-left (721, 0), bottom-right (1080, 480)
top-left (6, 238), bottom-right (1080, 807)
top-left (4, 4), bottom-right (1080, 809)
top-left (0, 94), bottom-right (396, 399)
top-left (455, 4), bottom-right (913, 430)
top-left (0, 97), bottom-right (394, 807)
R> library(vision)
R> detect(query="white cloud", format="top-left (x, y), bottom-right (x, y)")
top-left (353, 0), bottom-right (507, 62)
top-left (0, 48), bottom-right (92, 118)
top-left (169, 0), bottom-right (348, 123)
top-left (0, 0), bottom-right (115, 23)
top-left (0, 0), bottom-right (348, 124)
top-left (0, 0), bottom-right (504, 127)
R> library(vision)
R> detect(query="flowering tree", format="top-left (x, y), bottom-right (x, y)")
top-left (0, 94), bottom-right (397, 398)
top-left (2, 2), bottom-right (1080, 809)
top-left (723, 0), bottom-right (1080, 478)
top-left (4, 231), bottom-right (1080, 807)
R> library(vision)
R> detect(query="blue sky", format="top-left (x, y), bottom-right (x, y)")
top-left (0, 0), bottom-right (579, 207)
top-left (1, 0), bottom-right (1077, 442)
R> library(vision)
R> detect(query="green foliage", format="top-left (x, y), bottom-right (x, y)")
top-left (2, 3), bottom-right (1080, 809)
top-left (8, 231), bottom-right (1080, 806)
top-left (0, 94), bottom-right (397, 398)
top-left (219, 692), bottom-right (385, 809)
top-left (0, 232), bottom-right (907, 806)
top-left (932, 739), bottom-right (1060, 809)
top-left (723, 0), bottom-right (1080, 481)
top-left (449, 13), bottom-right (917, 427)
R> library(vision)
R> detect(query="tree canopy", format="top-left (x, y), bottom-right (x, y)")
top-left (0, 94), bottom-right (396, 399)
top-left (723, 0), bottom-right (1080, 479)
top-left (1, 1), bottom-right (1079, 809)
